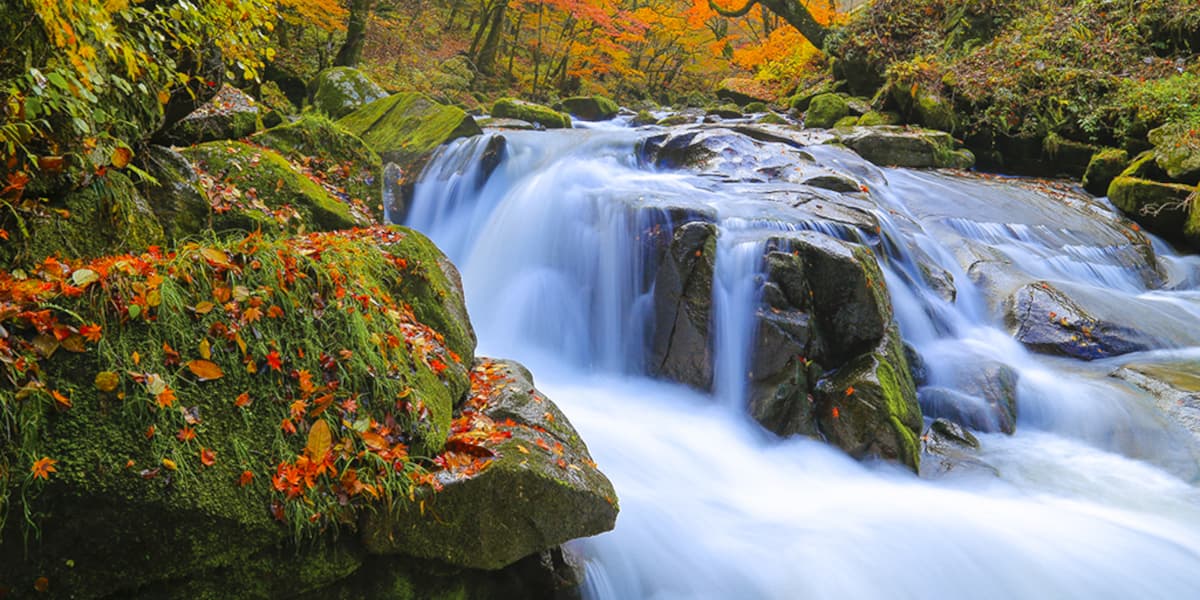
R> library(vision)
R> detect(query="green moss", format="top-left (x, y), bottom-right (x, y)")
top-left (834, 116), bottom-right (861, 129)
top-left (914, 90), bottom-right (957, 132)
top-left (338, 93), bottom-right (482, 168)
top-left (757, 112), bottom-right (789, 125)
top-left (0, 227), bottom-right (476, 595)
top-left (656, 114), bottom-right (693, 126)
top-left (491, 98), bottom-right (572, 129)
top-left (254, 114), bottom-right (385, 221)
top-left (875, 353), bottom-right (921, 469)
top-left (181, 140), bottom-right (366, 235)
top-left (1082, 148), bottom-right (1130, 196)
top-left (743, 101), bottom-right (768, 113)
top-left (0, 171), bottom-right (165, 270)
top-left (858, 111), bottom-right (901, 126)
top-left (806, 94), bottom-right (850, 129)
top-left (310, 67), bottom-right (389, 119)
top-left (560, 95), bottom-right (619, 121)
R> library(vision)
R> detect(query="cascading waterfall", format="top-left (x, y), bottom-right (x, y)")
top-left (408, 125), bottom-right (1200, 599)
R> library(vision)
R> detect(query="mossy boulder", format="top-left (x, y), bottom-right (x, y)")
top-left (836, 126), bottom-right (975, 169)
top-left (0, 171), bottom-right (165, 269)
top-left (138, 145), bottom-right (212, 244)
top-left (805, 94), bottom-right (851, 129)
top-left (756, 112), bottom-right (789, 125)
top-left (1083, 148), bottom-right (1130, 196)
top-left (491, 98), bottom-right (572, 129)
top-left (1043, 133), bottom-right (1099, 179)
top-left (560, 95), bottom-right (619, 121)
top-left (789, 79), bottom-right (844, 112)
top-left (361, 359), bottom-right (618, 570)
top-left (743, 101), bottom-right (769, 113)
top-left (706, 104), bottom-right (743, 119)
top-left (656, 114), bottom-right (694, 127)
top-left (716, 78), bottom-right (774, 106)
top-left (632, 110), bottom-right (658, 126)
top-left (160, 85), bottom-right (263, 146)
top-left (858, 111), bottom-right (902, 126)
top-left (310, 67), bottom-right (389, 119)
top-left (181, 140), bottom-right (369, 235)
top-left (0, 227), bottom-right (475, 596)
top-left (1149, 123), bottom-right (1200, 183)
top-left (834, 115), bottom-right (861, 129)
top-left (253, 114), bottom-right (385, 222)
top-left (1108, 154), bottom-right (1199, 249)
top-left (812, 335), bottom-right (922, 470)
top-left (339, 93), bottom-right (483, 170)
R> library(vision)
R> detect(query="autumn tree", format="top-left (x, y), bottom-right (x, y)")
top-left (709, 0), bottom-right (830, 48)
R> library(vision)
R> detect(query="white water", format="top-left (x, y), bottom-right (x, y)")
top-left (408, 126), bottom-right (1200, 599)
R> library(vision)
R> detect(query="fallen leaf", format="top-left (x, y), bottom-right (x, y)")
top-left (200, 447), bottom-right (216, 467)
top-left (111, 146), bottom-right (132, 169)
top-left (94, 371), bottom-right (119, 392)
top-left (187, 359), bottom-right (224, 381)
top-left (30, 457), bottom-right (58, 480)
top-left (234, 392), bottom-right (251, 407)
top-left (71, 268), bottom-right (100, 288)
top-left (51, 390), bottom-right (71, 410)
top-left (199, 338), bottom-right (211, 360)
top-left (194, 301), bottom-right (216, 315)
top-left (238, 470), bottom-right (254, 487)
top-left (305, 419), bottom-right (332, 462)
top-left (161, 458), bottom-right (178, 471)
top-left (34, 577), bottom-right (49, 593)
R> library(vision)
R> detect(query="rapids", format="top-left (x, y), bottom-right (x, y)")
top-left (407, 122), bottom-right (1200, 599)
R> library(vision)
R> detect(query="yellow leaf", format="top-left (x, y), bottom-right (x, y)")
top-left (306, 419), bottom-right (332, 462)
top-left (111, 146), bottom-right (132, 169)
top-left (194, 301), bottom-right (215, 315)
top-left (161, 458), bottom-right (177, 471)
top-left (187, 359), bottom-right (224, 381)
top-left (200, 248), bottom-right (232, 268)
top-left (199, 338), bottom-right (211, 360)
top-left (94, 371), bottom-right (119, 392)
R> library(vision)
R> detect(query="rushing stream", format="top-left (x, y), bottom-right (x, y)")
top-left (407, 121), bottom-right (1200, 599)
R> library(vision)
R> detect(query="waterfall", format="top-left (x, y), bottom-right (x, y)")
top-left (408, 127), bottom-right (1200, 599)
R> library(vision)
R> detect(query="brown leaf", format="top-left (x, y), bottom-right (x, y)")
top-left (111, 146), bottom-right (133, 169)
top-left (200, 248), bottom-right (232, 268)
top-left (305, 419), bottom-right (333, 462)
top-left (187, 359), bottom-right (224, 381)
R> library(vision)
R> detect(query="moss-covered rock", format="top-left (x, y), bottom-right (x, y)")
top-left (837, 126), bottom-right (975, 169)
top-left (1148, 123), bottom-right (1200, 183)
top-left (361, 359), bottom-right (617, 570)
top-left (1043, 133), bottom-right (1098, 179)
top-left (310, 67), bottom-right (389, 119)
top-left (834, 115), bottom-right (861, 129)
top-left (632, 110), bottom-right (658, 126)
top-left (1108, 171), bottom-right (1198, 249)
top-left (805, 94), bottom-right (850, 129)
top-left (160, 85), bottom-right (263, 146)
top-left (560, 95), bottom-right (619, 121)
top-left (656, 114), bottom-right (694, 127)
top-left (756, 112), bottom-right (789, 125)
top-left (339, 93), bottom-right (483, 170)
top-left (138, 145), bottom-right (212, 244)
top-left (491, 98), bottom-right (572, 129)
top-left (858, 111), bottom-right (902, 126)
top-left (706, 104), bottom-right (743, 119)
top-left (743, 101), bottom-right (769, 113)
top-left (1082, 148), bottom-right (1130, 196)
top-left (0, 227), bottom-right (475, 596)
top-left (789, 79), bottom-right (844, 112)
top-left (253, 114), bottom-right (385, 222)
top-left (181, 140), bottom-right (368, 235)
top-left (0, 171), bottom-right (165, 269)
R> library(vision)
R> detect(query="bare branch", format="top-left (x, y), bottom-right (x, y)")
top-left (708, 0), bottom-right (763, 19)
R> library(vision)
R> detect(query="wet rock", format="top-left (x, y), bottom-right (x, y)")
top-left (160, 84), bottom-right (261, 145)
top-left (929, 417), bottom-right (980, 448)
top-left (805, 93), bottom-right (850, 129)
top-left (492, 98), bottom-right (572, 129)
top-left (1112, 361), bottom-right (1200, 451)
top-left (804, 174), bottom-right (862, 193)
top-left (632, 110), bottom-right (658, 126)
top-left (309, 66), bottom-right (389, 119)
top-left (706, 104), bottom-right (744, 119)
top-left (656, 113), bottom-right (696, 126)
top-left (1108, 172), bottom-right (1199, 250)
top-left (361, 359), bottom-right (618, 570)
top-left (479, 117), bottom-right (538, 130)
top-left (1043, 133), bottom-right (1098, 179)
top-left (920, 361), bottom-right (1018, 434)
top-left (904, 343), bottom-right (928, 386)
top-left (560, 95), bottom-right (619, 121)
top-left (649, 221), bottom-right (717, 391)
top-left (756, 112), bottom-right (789, 125)
top-left (835, 126), bottom-right (975, 169)
top-left (1006, 281), bottom-right (1154, 359)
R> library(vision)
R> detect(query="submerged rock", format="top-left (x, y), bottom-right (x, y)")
top-left (1112, 361), bottom-right (1200, 452)
top-left (919, 362), bottom-right (1018, 434)
top-left (361, 359), bottom-right (618, 569)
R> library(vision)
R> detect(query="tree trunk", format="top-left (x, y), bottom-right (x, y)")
top-left (334, 0), bottom-right (373, 67)
top-left (709, 0), bottom-right (829, 48)
top-left (476, 0), bottom-right (509, 76)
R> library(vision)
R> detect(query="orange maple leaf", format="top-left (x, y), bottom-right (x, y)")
top-left (200, 447), bottom-right (216, 467)
top-left (31, 456), bottom-right (58, 480)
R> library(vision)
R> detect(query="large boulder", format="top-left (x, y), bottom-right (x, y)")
top-left (137, 146), bottom-right (212, 244)
top-left (648, 221), bottom-right (717, 390)
top-left (1082, 148), bottom-right (1129, 196)
top-left (1107, 154), bottom-right (1200, 249)
top-left (310, 67), bottom-right (389, 119)
top-left (805, 94), bottom-right (850, 129)
top-left (560, 95), bottom-right (619, 121)
top-left (338, 93), bottom-right (482, 171)
top-left (180, 140), bottom-right (370, 235)
top-left (492, 98), bottom-right (572, 129)
top-left (253, 114), bottom-right (385, 221)
top-left (361, 359), bottom-right (618, 569)
top-left (160, 85), bottom-right (263, 146)
top-left (1005, 281), bottom-right (1158, 359)
top-left (0, 227), bottom-right (476, 596)
top-left (744, 233), bottom-right (922, 471)
top-left (835, 126), bottom-right (975, 169)
top-left (0, 171), bottom-right (165, 269)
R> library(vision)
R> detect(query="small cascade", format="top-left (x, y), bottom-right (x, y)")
top-left (407, 124), bottom-right (1200, 599)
